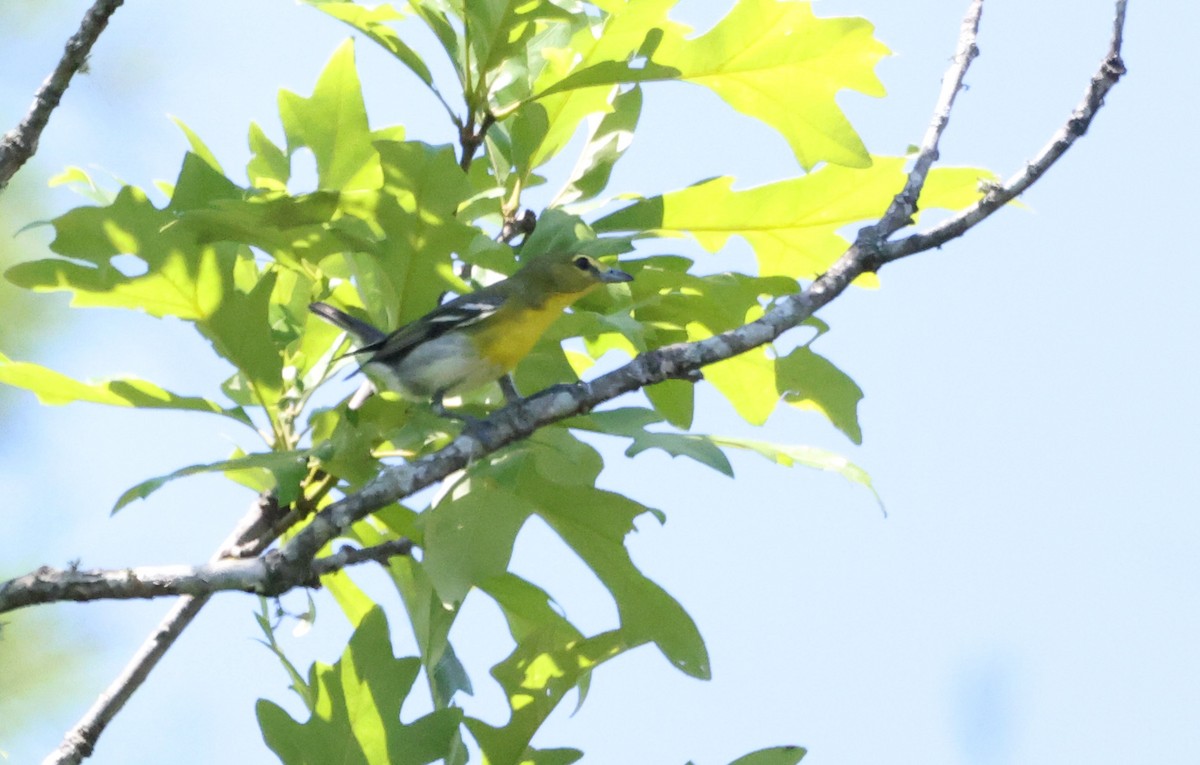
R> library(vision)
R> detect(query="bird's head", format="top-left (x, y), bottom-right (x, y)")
top-left (517, 251), bottom-right (634, 297)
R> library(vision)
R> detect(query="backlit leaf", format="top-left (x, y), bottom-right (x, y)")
top-left (0, 353), bottom-right (249, 425)
top-left (775, 346), bottom-right (863, 444)
top-left (258, 608), bottom-right (463, 765)
top-left (596, 158), bottom-right (992, 281)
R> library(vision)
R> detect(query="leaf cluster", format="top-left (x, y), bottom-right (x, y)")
top-left (1, 0), bottom-right (994, 762)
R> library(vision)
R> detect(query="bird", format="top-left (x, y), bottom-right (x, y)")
top-left (309, 250), bottom-right (633, 416)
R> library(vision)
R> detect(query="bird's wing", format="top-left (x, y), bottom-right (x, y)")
top-left (309, 302), bottom-right (388, 345)
top-left (360, 288), bottom-right (507, 364)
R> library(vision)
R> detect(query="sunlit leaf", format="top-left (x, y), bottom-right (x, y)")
top-left (465, 0), bottom-right (577, 104)
top-left (688, 322), bottom-right (778, 425)
top-left (6, 179), bottom-right (227, 319)
top-left (596, 158), bottom-right (992, 281)
top-left (247, 121), bottom-right (290, 189)
top-left (775, 346), bottom-right (863, 444)
top-left (507, 0), bottom-right (686, 175)
top-left (553, 84), bottom-right (643, 206)
top-left (361, 141), bottom-right (478, 325)
top-left (0, 352), bottom-right (249, 424)
top-left (305, 1), bottom-right (436, 87)
top-left (711, 436), bottom-right (880, 504)
top-left (171, 115), bottom-right (224, 173)
top-left (654, 0), bottom-right (887, 170)
top-left (538, 0), bottom-right (887, 170)
top-left (278, 40), bottom-right (383, 191)
top-left (258, 608), bottom-right (463, 765)
top-left (465, 575), bottom-right (619, 764)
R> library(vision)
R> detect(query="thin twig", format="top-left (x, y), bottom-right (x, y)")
top-left (853, 0), bottom-right (983, 265)
top-left (882, 0), bottom-right (1127, 262)
top-left (458, 111), bottom-right (496, 171)
top-left (499, 209), bottom-right (537, 245)
top-left (0, 0), bottom-right (125, 190)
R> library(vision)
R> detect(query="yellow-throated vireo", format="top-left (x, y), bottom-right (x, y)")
top-left (310, 250), bottom-right (633, 415)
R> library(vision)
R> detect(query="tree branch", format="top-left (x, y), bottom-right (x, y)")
top-left (881, 0), bottom-right (1128, 263)
top-left (268, 0), bottom-right (997, 579)
top-left (0, 538), bottom-right (413, 614)
top-left (853, 0), bottom-right (983, 269)
top-left (41, 492), bottom-right (285, 765)
top-left (29, 2), bottom-right (1130, 761)
top-left (8, 0), bottom-right (1130, 617)
top-left (0, 0), bottom-right (125, 190)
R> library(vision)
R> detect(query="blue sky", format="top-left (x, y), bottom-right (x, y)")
top-left (2, 0), bottom-right (1197, 763)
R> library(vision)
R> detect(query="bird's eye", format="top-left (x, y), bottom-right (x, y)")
top-left (573, 256), bottom-right (591, 271)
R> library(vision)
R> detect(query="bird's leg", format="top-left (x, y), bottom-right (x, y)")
top-left (498, 374), bottom-right (523, 405)
top-left (431, 390), bottom-right (451, 420)
top-left (432, 390), bottom-right (492, 441)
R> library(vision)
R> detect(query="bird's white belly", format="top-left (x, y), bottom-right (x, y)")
top-left (363, 331), bottom-right (504, 399)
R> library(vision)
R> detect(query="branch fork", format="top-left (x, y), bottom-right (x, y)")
top-left (1, 1), bottom-right (1129, 762)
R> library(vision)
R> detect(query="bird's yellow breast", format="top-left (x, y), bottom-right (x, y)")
top-left (471, 290), bottom-right (583, 370)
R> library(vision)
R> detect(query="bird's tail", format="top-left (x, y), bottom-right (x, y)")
top-left (308, 302), bottom-right (388, 347)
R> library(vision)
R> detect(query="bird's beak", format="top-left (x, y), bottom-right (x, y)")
top-left (599, 266), bottom-right (634, 284)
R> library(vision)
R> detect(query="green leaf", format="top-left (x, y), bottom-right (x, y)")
top-left (258, 608), bottom-right (463, 765)
top-left (320, 563), bottom-right (377, 629)
top-left (687, 322), bottom-right (779, 426)
top-left (464, 0), bottom-right (577, 106)
top-left (645, 378), bottom-right (694, 429)
top-left (552, 84), bottom-right (643, 206)
top-left (166, 150), bottom-right (243, 212)
top-left (6, 181), bottom-right (227, 319)
top-left (306, 1), bottom-right (436, 88)
top-left (465, 575), bottom-right (616, 765)
top-left (170, 116), bottom-right (224, 173)
top-left (522, 485), bottom-right (709, 678)
top-left (529, 0), bottom-right (687, 100)
top-left (516, 748), bottom-right (584, 765)
top-left (483, 433), bottom-right (707, 679)
top-left (278, 40), bottom-right (383, 191)
top-left (710, 436), bottom-right (880, 504)
top-left (367, 508), bottom-right (473, 710)
top-left (247, 121), bottom-right (290, 190)
top-left (654, 0), bottom-right (887, 170)
top-left (198, 267), bottom-right (286, 406)
top-left (727, 746), bottom-right (807, 765)
top-left (112, 450), bottom-right (310, 514)
top-left (0, 353), bottom-right (249, 425)
top-left (569, 408), bottom-right (733, 477)
top-left (596, 158), bottom-right (991, 281)
top-left (406, 1), bottom-right (460, 77)
top-left (541, 0), bottom-right (887, 171)
top-left (47, 165), bottom-right (111, 205)
top-left (775, 346), bottom-right (863, 444)
top-left (506, 0), bottom-right (685, 176)
top-left (172, 190), bottom-right (345, 268)
top-left (356, 141), bottom-right (478, 326)
top-left (254, 598), bottom-right (315, 712)
top-left (420, 488), bottom-right (534, 606)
